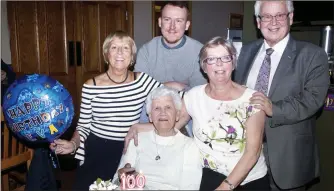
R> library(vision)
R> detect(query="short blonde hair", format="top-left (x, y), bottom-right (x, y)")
top-left (102, 30), bottom-right (137, 66)
top-left (199, 36), bottom-right (237, 71)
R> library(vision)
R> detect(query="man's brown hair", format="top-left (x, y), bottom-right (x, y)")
top-left (161, 1), bottom-right (190, 19)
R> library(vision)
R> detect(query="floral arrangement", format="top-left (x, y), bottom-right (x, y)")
top-left (89, 178), bottom-right (118, 190)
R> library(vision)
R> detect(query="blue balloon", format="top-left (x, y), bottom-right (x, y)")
top-left (2, 74), bottom-right (74, 143)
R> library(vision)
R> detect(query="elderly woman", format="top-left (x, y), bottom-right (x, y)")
top-left (113, 86), bottom-right (202, 190)
top-left (50, 31), bottom-right (163, 190)
top-left (125, 37), bottom-right (270, 190)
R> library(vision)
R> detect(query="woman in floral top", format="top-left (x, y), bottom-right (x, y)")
top-left (182, 37), bottom-right (269, 190)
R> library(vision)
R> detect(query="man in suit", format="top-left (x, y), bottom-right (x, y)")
top-left (234, 1), bottom-right (329, 190)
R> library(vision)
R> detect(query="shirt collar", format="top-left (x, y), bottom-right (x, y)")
top-left (161, 35), bottom-right (187, 49)
top-left (263, 34), bottom-right (290, 55)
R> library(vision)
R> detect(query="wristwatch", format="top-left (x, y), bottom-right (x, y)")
top-left (223, 179), bottom-right (235, 190)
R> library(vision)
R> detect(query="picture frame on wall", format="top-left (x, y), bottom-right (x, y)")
top-left (229, 13), bottom-right (243, 29)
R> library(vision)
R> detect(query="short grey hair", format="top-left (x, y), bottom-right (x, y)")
top-left (102, 30), bottom-right (137, 65)
top-left (199, 36), bottom-right (237, 71)
top-left (254, 0), bottom-right (294, 17)
top-left (146, 87), bottom-right (182, 114)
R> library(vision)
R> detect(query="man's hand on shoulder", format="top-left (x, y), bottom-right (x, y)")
top-left (250, 92), bottom-right (273, 117)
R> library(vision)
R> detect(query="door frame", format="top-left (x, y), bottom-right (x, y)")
top-left (126, 1), bottom-right (134, 38)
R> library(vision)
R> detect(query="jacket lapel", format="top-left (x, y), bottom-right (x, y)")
top-left (268, 37), bottom-right (297, 98)
top-left (241, 40), bottom-right (263, 84)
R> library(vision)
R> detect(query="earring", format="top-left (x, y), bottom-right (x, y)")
top-left (128, 61), bottom-right (134, 68)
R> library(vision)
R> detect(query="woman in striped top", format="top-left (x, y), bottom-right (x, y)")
top-left (50, 31), bottom-right (162, 190)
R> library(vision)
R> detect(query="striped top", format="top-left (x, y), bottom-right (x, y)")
top-left (75, 73), bottom-right (162, 162)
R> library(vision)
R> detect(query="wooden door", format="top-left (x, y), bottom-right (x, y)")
top-left (40, 1), bottom-right (78, 120)
top-left (7, 1), bottom-right (45, 76)
top-left (7, 1), bottom-right (134, 121)
top-left (75, 1), bottom-right (132, 83)
top-left (7, 1), bottom-right (79, 119)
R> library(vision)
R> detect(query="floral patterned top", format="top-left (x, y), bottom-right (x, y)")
top-left (184, 84), bottom-right (267, 185)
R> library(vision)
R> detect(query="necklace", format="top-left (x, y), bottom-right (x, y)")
top-left (153, 130), bottom-right (176, 161)
top-left (106, 70), bottom-right (129, 84)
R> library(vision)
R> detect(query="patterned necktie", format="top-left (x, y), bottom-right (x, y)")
top-left (254, 48), bottom-right (274, 95)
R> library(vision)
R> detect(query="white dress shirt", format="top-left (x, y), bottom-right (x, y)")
top-left (246, 34), bottom-right (290, 95)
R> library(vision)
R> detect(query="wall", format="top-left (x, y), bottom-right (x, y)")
top-left (133, 1), bottom-right (243, 47)
top-left (1, 1), bottom-right (11, 64)
top-left (191, 1), bottom-right (243, 44)
top-left (133, 1), bottom-right (152, 49)
top-left (2, 1), bottom-right (244, 63)
top-left (242, 1), bottom-right (258, 44)
top-left (291, 30), bottom-right (321, 46)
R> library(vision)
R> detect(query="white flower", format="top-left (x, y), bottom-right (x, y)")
top-left (89, 184), bottom-right (99, 190)
top-left (109, 185), bottom-right (118, 190)
top-left (89, 179), bottom-right (118, 191)
top-left (100, 181), bottom-right (106, 187)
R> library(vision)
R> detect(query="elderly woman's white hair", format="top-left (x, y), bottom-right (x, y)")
top-left (254, 0), bottom-right (294, 17)
top-left (145, 87), bottom-right (182, 114)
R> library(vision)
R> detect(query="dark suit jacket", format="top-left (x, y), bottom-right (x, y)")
top-left (234, 36), bottom-right (329, 189)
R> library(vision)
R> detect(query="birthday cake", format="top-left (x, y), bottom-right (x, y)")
top-left (89, 177), bottom-right (145, 190)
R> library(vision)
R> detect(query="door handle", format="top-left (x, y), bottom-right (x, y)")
top-left (68, 41), bottom-right (75, 66)
top-left (76, 42), bottom-right (82, 66)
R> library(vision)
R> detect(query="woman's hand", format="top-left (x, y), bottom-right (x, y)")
top-left (215, 181), bottom-right (232, 190)
top-left (117, 163), bottom-right (138, 189)
top-left (123, 123), bottom-right (155, 154)
top-left (50, 139), bottom-right (75, 155)
top-left (123, 124), bottom-right (139, 154)
top-left (118, 163), bottom-right (136, 178)
top-left (215, 182), bottom-right (231, 190)
top-left (215, 182), bottom-right (232, 190)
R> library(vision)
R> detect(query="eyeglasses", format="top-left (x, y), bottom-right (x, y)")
top-left (258, 13), bottom-right (290, 22)
top-left (203, 55), bottom-right (233, 65)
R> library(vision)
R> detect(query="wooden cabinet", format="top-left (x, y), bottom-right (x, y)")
top-left (7, 1), bottom-right (133, 121)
